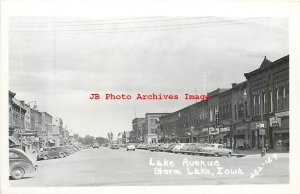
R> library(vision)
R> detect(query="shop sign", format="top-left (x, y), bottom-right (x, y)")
top-left (270, 117), bottom-right (281, 127)
top-left (220, 127), bottom-right (230, 132)
top-left (275, 111), bottom-right (289, 117)
top-left (202, 128), bottom-right (208, 132)
top-left (209, 127), bottom-right (219, 135)
top-left (259, 128), bottom-right (266, 135)
top-left (235, 125), bottom-right (247, 132)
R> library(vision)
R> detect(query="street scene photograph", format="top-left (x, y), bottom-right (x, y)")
top-left (7, 15), bottom-right (289, 187)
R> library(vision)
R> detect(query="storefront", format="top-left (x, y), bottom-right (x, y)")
top-left (271, 114), bottom-right (289, 151)
top-left (198, 128), bottom-right (209, 143)
top-left (234, 123), bottom-right (250, 150)
top-left (250, 121), bottom-right (267, 149)
top-left (208, 127), bottom-right (219, 143)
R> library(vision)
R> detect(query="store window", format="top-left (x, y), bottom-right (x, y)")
top-left (244, 101), bottom-right (248, 117)
top-left (262, 93), bottom-right (266, 113)
top-left (234, 104), bottom-right (237, 118)
top-left (258, 94), bottom-right (261, 114)
top-left (269, 91), bottom-right (273, 113)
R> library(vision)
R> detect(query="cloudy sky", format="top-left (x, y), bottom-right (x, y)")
top-left (9, 17), bottom-right (288, 138)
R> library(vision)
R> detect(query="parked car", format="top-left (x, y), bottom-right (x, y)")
top-left (148, 144), bottom-right (159, 152)
top-left (62, 146), bottom-right (75, 155)
top-left (185, 143), bottom-right (198, 154)
top-left (152, 144), bottom-right (162, 152)
top-left (9, 148), bottom-right (38, 180)
top-left (160, 144), bottom-right (170, 152)
top-left (172, 143), bottom-right (185, 153)
top-left (37, 147), bottom-right (51, 160)
top-left (119, 144), bottom-right (126, 148)
top-left (38, 147), bottom-right (68, 160)
top-left (190, 143), bottom-right (206, 155)
top-left (156, 144), bottom-right (165, 152)
top-left (166, 144), bottom-right (177, 152)
top-left (110, 144), bottom-right (119, 149)
top-left (177, 143), bottom-right (191, 154)
top-left (126, 144), bottom-right (135, 151)
top-left (136, 144), bottom-right (143, 149)
top-left (201, 144), bottom-right (233, 157)
top-left (210, 144), bottom-right (233, 157)
top-left (64, 145), bottom-right (77, 154)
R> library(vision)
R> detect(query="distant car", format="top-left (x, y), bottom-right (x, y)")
top-left (92, 143), bottom-right (100, 148)
top-left (9, 148), bottom-right (38, 180)
top-left (126, 144), bottom-right (135, 151)
top-left (110, 144), bottom-right (119, 149)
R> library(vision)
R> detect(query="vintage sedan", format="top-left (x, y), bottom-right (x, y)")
top-left (203, 143), bottom-right (233, 157)
top-left (126, 144), bottom-right (136, 151)
top-left (110, 144), bottom-right (120, 149)
top-left (37, 147), bottom-right (51, 160)
top-left (38, 147), bottom-right (68, 160)
top-left (9, 148), bottom-right (38, 180)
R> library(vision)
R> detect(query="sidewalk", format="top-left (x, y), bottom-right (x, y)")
top-left (233, 149), bottom-right (289, 158)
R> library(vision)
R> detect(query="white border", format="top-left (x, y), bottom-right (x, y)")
top-left (1, 1), bottom-right (300, 194)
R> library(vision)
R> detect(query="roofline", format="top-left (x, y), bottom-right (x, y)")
top-left (244, 55), bottom-right (289, 78)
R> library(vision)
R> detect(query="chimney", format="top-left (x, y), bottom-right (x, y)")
top-left (231, 83), bottom-right (237, 88)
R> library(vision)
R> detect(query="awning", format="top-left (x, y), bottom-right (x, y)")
top-left (214, 133), bottom-right (229, 140)
top-left (9, 136), bottom-right (21, 145)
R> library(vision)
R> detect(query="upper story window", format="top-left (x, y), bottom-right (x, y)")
top-left (269, 91), bottom-right (273, 113)
top-left (244, 101), bottom-right (248, 117)
top-left (262, 93), bottom-right (266, 113)
top-left (234, 104), bottom-right (237, 119)
top-left (282, 87), bottom-right (289, 110)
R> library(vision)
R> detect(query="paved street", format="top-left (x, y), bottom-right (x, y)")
top-left (10, 148), bottom-right (289, 186)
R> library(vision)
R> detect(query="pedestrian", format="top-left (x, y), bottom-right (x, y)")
top-left (265, 144), bottom-right (269, 152)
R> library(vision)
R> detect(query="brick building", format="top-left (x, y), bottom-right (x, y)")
top-left (244, 55), bottom-right (289, 151)
top-left (132, 118), bottom-right (146, 142)
top-left (143, 113), bottom-right (168, 143)
top-left (231, 81), bottom-right (251, 150)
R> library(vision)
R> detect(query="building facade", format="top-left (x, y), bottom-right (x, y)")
top-left (42, 112), bottom-right (53, 146)
top-left (207, 88), bottom-right (229, 143)
top-left (231, 81), bottom-right (251, 150)
top-left (218, 88), bottom-right (232, 148)
top-left (144, 113), bottom-right (168, 143)
top-left (132, 118), bottom-right (146, 143)
top-left (244, 55), bottom-right (289, 151)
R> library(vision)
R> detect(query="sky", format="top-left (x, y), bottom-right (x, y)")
top-left (8, 17), bottom-right (289, 138)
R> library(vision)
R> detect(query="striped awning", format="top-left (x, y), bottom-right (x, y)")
top-left (9, 136), bottom-right (21, 145)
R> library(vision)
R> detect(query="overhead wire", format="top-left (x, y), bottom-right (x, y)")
top-left (10, 17), bottom-right (214, 27)
top-left (9, 17), bottom-right (280, 34)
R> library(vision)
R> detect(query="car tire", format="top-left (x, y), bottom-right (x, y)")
top-left (127, 149), bottom-right (128, 151)
top-left (59, 153), bottom-right (64, 158)
top-left (227, 152), bottom-right (232, 157)
top-left (11, 167), bottom-right (25, 180)
top-left (43, 155), bottom-right (48, 160)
